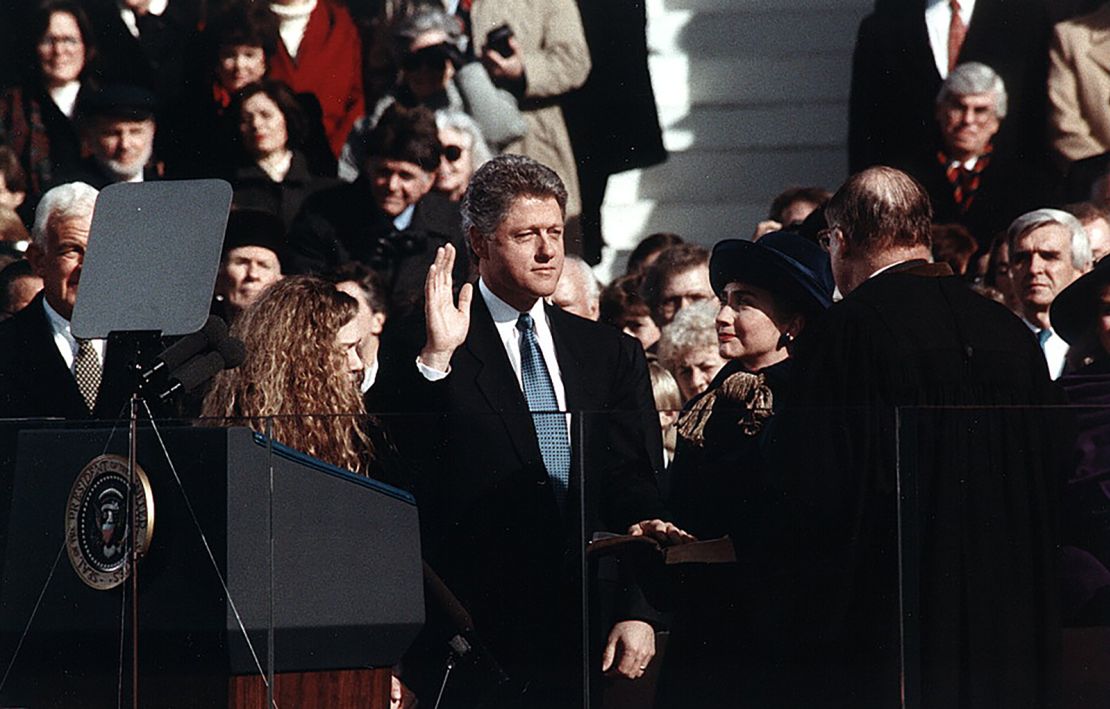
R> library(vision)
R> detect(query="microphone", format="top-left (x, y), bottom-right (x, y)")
top-left (422, 562), bottom-right (511, 686)
top-left (157, 351), bottom-right (226, 400)
top-left (217, 336), bottom-right (246, 369)
top-left (141, 316), bottom-right (228, 382)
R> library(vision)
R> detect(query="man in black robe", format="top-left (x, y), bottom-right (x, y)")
top-left (766, 166), bottom-right (1066, 708)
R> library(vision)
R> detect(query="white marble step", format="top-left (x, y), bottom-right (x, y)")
top-left (658, 103), bottom-right (848, 151)
top-left (594, 0), bottom-right (870, 278)
top-left (648, 53), bottom-right (854, 109)
top-left (605, 146), bottom-right (845, 205)
top-left (600, 200), bottom-right (769, 249)
top-left (649, 6), bottom-right (863, 58)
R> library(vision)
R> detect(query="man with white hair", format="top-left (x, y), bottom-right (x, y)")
top-left (908, 62), bottom-right (1047, 252)
top-left (1008, 207), bottom-right (1092, 379)
top-left (550, 254), bottom-right (599, 320)
top-left (0, 182), bottom-right (128, 419)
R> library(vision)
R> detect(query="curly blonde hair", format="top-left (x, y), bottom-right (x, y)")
top-left (202, 275), bottom-right (373, 473)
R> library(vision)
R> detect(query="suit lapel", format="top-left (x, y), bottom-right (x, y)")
top-left (904, 6), bottom-right (942, 85)
top-left (464, 293), bottom-right (545, 473)
top-left (547, 305), bottom-right (588, 414)
top-left (18, 294), bottom-right (87, 417)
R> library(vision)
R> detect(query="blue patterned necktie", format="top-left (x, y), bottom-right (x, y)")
top-left (1037, 328), bottom-right (1052, 349)
top-left (516, 313), bottom-right (570, 507)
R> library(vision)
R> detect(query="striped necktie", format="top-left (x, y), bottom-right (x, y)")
top-left (948, 0), bottom-right (967, 73)
top-left (516, 313), bottom-right (570, 508)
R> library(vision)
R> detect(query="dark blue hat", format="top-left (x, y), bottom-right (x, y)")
top-left (1050, 254), bottom-right (1110, 345)
top-left (77, 84), bottom-right (158, 122)
top-left (710, 230), bottom-right (835, 317)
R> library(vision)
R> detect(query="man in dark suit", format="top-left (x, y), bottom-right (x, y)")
top-left (849, 0), bottom-right (1050, 175)
top-left (81, 0), bottom-right (198, 112)
top-left (906, 62), bottom-right (1048, 254)
top-left (765, 166), bottom-right (1064, 708)
top-left (289, 104), bottom-right (467, 320)
top-left (0, 181), bottom-right (129, 420)
top-left (375, 155), bottom-right (665, 707)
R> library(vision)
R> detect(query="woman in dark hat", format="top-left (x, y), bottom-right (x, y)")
top-left (1050, 257), bottom-right (1110, 625)
top-left (654, 229), bottom-right (834, 709)
top-left (1053, 255), bottom-right (1110, 375)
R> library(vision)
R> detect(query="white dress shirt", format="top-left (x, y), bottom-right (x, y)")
top-left (42, 297), bottom-right (106, 373)
top-left (417, 278), bottom-right (569, 413)
top-left (1023, 319), bottom-right (1069, 380)
top-left (360, 356), bottom-right (379, 394)
top-left (48, 81), bottom-right (80, 118)
top-left (925, 0), bottom-right (977, 79)
top-left (118, 0), bottom-right (169, 38)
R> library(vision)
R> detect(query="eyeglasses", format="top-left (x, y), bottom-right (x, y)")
top-left (39, 35), bottom-right (82, 49)
top-left (442, 144), bottom-right (463, 162)
top-left (817, 226), bottom-right (840, 252)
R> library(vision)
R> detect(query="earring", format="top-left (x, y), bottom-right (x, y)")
top-left (777, 332), bottom-right (795, 349)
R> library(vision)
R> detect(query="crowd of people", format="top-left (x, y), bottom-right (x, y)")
top-left (0, 1), bottom-right (1109, 708)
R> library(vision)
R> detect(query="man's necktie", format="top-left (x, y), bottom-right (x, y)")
top-left (73, 338), bottom-right (102, 413)
top-left (1037, 328), bottom-right (1052, 349)
top-left (516, 313), bottom-right (570, 507)
top-left (948, 0), bottom-right (967, 73)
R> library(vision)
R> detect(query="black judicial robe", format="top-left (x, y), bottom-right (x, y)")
top-left (764, 262), bottom-right (1066, 709)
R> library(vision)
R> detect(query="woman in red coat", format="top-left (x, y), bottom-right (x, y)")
top-left (267, 0), bottom-right (365, 158)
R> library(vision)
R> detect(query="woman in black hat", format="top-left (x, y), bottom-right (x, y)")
top-left (1050, 257), bottom-right (1110, 625)
top-left (654, 229), bottom-right (834, 709)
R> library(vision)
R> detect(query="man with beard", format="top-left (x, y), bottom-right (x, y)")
top-left (61, 84), bottom-right (161, 188)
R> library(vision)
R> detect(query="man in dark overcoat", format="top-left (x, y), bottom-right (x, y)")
top-left (373, 154), bottom-right (666, 707)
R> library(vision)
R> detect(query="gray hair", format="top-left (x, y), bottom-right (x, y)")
top-left (392, 6), bottom-right (463, 57)
top-left (435, 109), bottom-right (493, 170)
top-left (31, 182), bottom-right (98, 249)
top-left (657, 299), bottom-right (719, 371)
top-left (461, 155), bottom-right (567, 241)
top-left (1007, 208), bottom-right (1091, 270)
top-left (937, 62), bottom-right (1008, 118)
top-left (562, 255), bottom-right (599, 303)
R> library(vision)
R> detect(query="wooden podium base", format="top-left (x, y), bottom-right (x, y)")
top-left (229, 668), bottom-right (391, 708)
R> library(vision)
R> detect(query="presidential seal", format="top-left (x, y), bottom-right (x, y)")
top-left (65, 455), bottom-right (155, 590)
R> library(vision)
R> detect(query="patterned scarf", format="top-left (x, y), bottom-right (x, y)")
top-left (937, 143), bottom-right (992, 214)
top-left (676, 370), bottom-right (774, 447)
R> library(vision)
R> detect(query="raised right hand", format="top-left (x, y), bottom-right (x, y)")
top-left (420, 244), bottom-right (473, 372)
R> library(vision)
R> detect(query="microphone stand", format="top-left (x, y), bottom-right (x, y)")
top-left (128, 391), bottom-right (140, 709)
top-left (114, 330), bottom-right (161, 709)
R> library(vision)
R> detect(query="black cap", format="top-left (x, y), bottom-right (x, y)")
top-left (1050, 256), bottom-right (1110, 345)
top-left (77, 84), bottom-right (158, 122)
top-left (222, 208), bottom-right (288, 270)
top-left (710, 230), bottom-right (835, 317)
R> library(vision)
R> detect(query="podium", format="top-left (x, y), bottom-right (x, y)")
top-left (0, 425), bottom-right (423, 708)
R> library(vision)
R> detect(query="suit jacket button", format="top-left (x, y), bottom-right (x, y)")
top-left (537, 478), bottom-right (548, 486)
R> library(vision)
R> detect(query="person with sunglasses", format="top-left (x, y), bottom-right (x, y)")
top-left (434, 109), bottom-right (492, 203)
top-left (338, 6), bottom-right (524, 183)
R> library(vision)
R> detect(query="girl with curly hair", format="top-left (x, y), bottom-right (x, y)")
top-left (202, 274), bottom-right (379, 475)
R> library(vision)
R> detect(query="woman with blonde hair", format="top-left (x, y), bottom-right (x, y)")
top-left (202, 275), bottom-right (380, 475)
